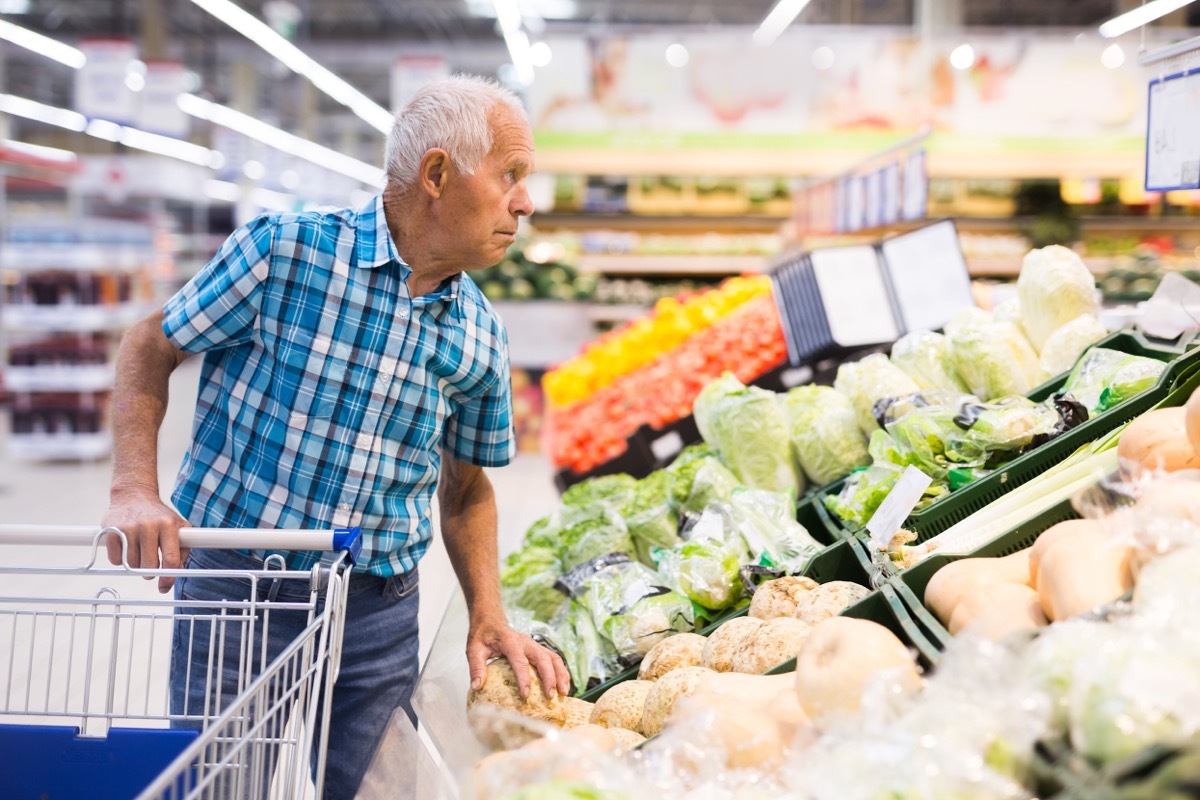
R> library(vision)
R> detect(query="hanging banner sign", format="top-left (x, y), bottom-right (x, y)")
top-left (391, 55), bottom-right (449, 115)
top-left (1145, 69), bottom-right (1200, 192)
top-left (136, 61), bottom-right (189, 138)
top-left (75, 38), bottom-right (137, 123)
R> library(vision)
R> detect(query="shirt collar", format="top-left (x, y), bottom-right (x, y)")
top-left (355, 194), bottom-right (408, 274)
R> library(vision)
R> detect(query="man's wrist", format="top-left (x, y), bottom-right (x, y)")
top-left (109, 481), bottom-right (160, 503)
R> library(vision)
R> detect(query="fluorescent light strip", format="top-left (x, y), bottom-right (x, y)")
top-left (204, 178), bottom-right (241, 202)
top-left (1100, 0), bottom-right (1198, 38)
top-left (178, 93), bottom-right (385, 187)
top-left (2, 138), bottom-right (77, 163)
top-left (753, 0), bottom-right (814, 47)
top-left (0, 93), bottom-right (223, 167)
top-left (494, 0), bottom-right (535, 84)
top-left (187, 0), bottom-right (392, 132)
top-left (0, 20), bottom-right (86, 68)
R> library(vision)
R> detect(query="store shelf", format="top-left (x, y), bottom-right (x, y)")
top-left (2, 244), bottom-right (156, 272)
top-left (2, 302), bottom-right (150, 332)
top-left (575, 254), bottom-right (770, 276)
top-left (967, 256), bottom-right (1117, 278)
top-left (531, 212), bottom-right (788, 234)
top-left (4, 364), bottom-right (115, 392)
top-left (7, 431), bottom-right (112, 461)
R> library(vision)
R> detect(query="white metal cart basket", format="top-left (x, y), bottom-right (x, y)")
top-left (0, 524), bottom-right (362, 800)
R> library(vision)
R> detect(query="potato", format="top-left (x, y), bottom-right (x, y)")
top-left (701, 616), bottom-right (765, 672)
top-left (638, 632), bottom-right (707, 681)
top-left (1118, 407), bottom-right (1200, 477)
top-left (639, 666), bottom-right (715, 737)
top-left (589, 679), bottom-right (654, 732)
top-left (793, 581), bottom-right (870, 625)
top-left (561, 696), bottom-right (595, 729)
top-left (749, 576), bottom-right (820, 620)
top-left (729, 617), bottom-right (813, 674)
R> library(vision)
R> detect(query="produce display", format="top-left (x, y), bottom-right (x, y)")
top-left (473, 242), bottom-right (599, 302)
top-left (545, 294), bottom-right (788, 474)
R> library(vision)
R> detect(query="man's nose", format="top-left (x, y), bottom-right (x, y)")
top-left (512, 183), bottom-right (534, 217)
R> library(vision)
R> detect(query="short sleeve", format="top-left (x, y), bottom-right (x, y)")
top-left (443, 332), bottom-right (516, 468)
top-left (162, 212), bottom-right (277, 353)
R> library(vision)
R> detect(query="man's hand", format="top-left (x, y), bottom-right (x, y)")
top-left (467, 613), bottom-right (570, 701)
top-left (102, 491), bottom-right (190, 593)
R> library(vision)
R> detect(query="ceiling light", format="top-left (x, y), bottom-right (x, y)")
top-left (85, 119), bottom-right (123, 141)
top-left (665, 43), bottom-right (689, 68)
top-left (950, 44), bottom-right (976, 71)
top-left (753, 0), bottom-right (813, 47)
top-left (530, 41), bottom-right (553, 68)
top-left (812, 45), bottom-right (835, 71)
top-left (125, 72), bottom-right (146, 92)
top-left (204, 179), bottom-right (241, 202)
top-left (0, 94), bottom-right (87, 131)
top-left (0, 0), bottom-right (32, 13)
top-left (1100, 0), bottom-right (1198, 38)
top-left (119, 127), bottom-right (220, 167)
top-left (242, 159), bottom-right (266, 180)
top-left (1101, 43), bottom-right (1126, 69)
top-left (249, 186), bottom-right (295, 211)
top-left (179, 93), bottom-right (385, 187)
top-left (0, 20), bottom-right (86, 68)
top-left (186, 0), bottom-right (392, 132)
top-left (2, 139), bottom-right (76, 164)
top-left (493, 0), bottom-right (534, 85)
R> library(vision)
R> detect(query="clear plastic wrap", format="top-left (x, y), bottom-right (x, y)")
top-left (561, 474), bottom-right (638, 511)
top-left (655, 509), bottom-right (748, 612)
top-left (1035, 314), bottom-right (1107, 383)
top-left (556, 601), bottom-right (621, 693)
top-left (693, 373), bottom-right (804, 496)
top-left (1017, 244), bottom-right (1100, 351)
top-left (666, 445), bottom-right (741, 516)
top-left (834, 353), bottom-right (922, 435)
top-left (621, 470), bottom-right (681, 566)
top-left (728, 488), bottom-right (823, 574)
top-left (1059, 347), bottom-right (1166, 416)
top-left (947, 317), bottom-right (1041, 401)
top-left (782, 385), bottom-right (871, 485)
top-left (890, 330), bottom-right (970, 393)
top-left (558, 505), bottom-right (637, 571)
top-left (823, 431), bottom-right (951, 529)
top-left (502, 545), bottom-right (569, 623)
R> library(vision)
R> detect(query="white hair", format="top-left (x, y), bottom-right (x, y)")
top-left (384, 74), bottom-right (525, 189)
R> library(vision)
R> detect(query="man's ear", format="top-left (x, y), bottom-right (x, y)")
top-left (418, 148), bottom-right (451, 198)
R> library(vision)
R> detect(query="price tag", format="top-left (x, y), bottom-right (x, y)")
top-left (865, 465), bottom-right (933, 550)
top-left (650, 431), bottom-right (684, 462)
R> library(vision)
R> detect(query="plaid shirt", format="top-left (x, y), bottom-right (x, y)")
top-left (162, 195), bottom-right (515, 576)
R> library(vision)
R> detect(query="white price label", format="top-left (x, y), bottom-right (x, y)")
top-left (865, 465), bottom-right (933, 550)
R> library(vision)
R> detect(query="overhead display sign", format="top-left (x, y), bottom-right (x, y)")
top-left (1145, 68), bottom-right (1200, 192)
top-left (75, 38), bottom-right (137, 123)
top-left (136, 61), bottom-right (190, 138)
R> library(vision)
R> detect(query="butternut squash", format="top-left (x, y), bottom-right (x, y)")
top-left (923, 550), bottom-right (1032, 626)
top-left (667, 691), bottom-right (787, 770)
top-left (793, 617), bottom-right (921, 723)
top-left (1036, 537), bottom-right (1134, 621)
top-left (948, 582), bottom-right (1049, 639)
top-left (1118, 407), bottom-right (1200, 477)
top-left (1028, 519), bottom-right (1104, 584)
top-left (1136, 480), bottom-right (1200, 525)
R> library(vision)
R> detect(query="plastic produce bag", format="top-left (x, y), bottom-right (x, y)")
top-left (502, 545), bottom-right (569, 623)
top-left (957, 395), bottom-right (1066, 458)
top-left (522, 515), bottom-right (563, 550)
top-left (889, 330), bottom-right (969, 393)
top-left (621, 469), bottom-right (680, 565)
top-left (1035, 313), bottom-right (1108, 383)
top-left (654, 509), bottom-right (748, 612)
top-left (834, 353), bottom-right (921, 435)
top-left (728, 488), bottom-right (823, 574)
top-left (783, 385), bottom-right (871, 485)
top-left (557, 505), bottom-right (636, 571)
top-left (693, 373), bottom-right (804, 495)
top-left (1017, 244), bottom-right (1100, 351)
top-left (1060, 347), bottom-right (1166, 416)
top-left (666, 445), bottom-right (741, 516)
top-left (882, 391), bottom-right (985, 478)
top-left (947, 315), bottom-right (1041, 401)
top-left (555, 600), bottom-right (621, 693)
top-left (823, 431), bottom-right (951, 530)
top-left (560, 474), bottom-right (637, 511)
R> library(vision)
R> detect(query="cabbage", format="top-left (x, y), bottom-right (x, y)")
top-left (728, 488), bottom-right (823, 573)
top-left (992, 297), bottom-right (1023, 327)
top-left (501, 545), bottom-right (568, 622)
top-left (1017, 244), bottom-right (1099, 351)
top-left (693, 373), bottom-right (803, 495)
top-left (834, 353), bottom-right (921, 435)
top-left (560, 474), bottom-right (637, 510)
top-left (522, 515), bottom-right (562, 550)
top-left (1035, 314), bottom-right (1107, 383)
top-left (959, 395), bottom-right (1062, 457)
top-left (557, 505), bottom-right (635, 570)
top-left (947, 317), bottom-right (1041, 401)
top-left (1061, 347), bottom-right (1166, 415)
top-left (666, 445), bottom-right (740, 515)
top-left (783, 385), bottom-right (871, 485)
top-left (890, 331), bottom-right (969, 393)
top-left (823, 431), bottom-right (951, 529)
top-left (621, 470), bottom-right (680, 565)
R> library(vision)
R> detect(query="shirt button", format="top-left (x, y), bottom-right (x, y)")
top-left (339, 503), bottom-right (350, 512)
top-left (356, 433), bottom-right (372, 450)
top-left (398, 305), bottom-right (410, 319)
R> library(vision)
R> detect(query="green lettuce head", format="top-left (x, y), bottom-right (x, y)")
top-left (666, 445), bottom-right (740, 516)
top-left (783, 385), bottom-right (871, 486)
top-left (560, 474), bottom-right (637, 510)
top-left (622, 469), bottom-right (680, 565)
top-left (501, 545), bottom-right (567, 622)
top-left (890, 330), bottom-right (969, 393)
top-left (558, 506), bottom-right (635, 570)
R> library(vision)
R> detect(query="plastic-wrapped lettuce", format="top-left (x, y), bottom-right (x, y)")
top-left (1035, 314), bottom-right (1108, 383)
top-left (958, 395), bottom-right (1064, 458)
top-left (890, 331), bottom-right (969, 393)
top-left (655, 535), bottom-right (744, 612)
top-left (693, 373), bottom-right (804, 496)
top-left (501, 545), bottom-right (568, 623)
top-left (823, 431), bottom-right (951, 530)
top-left (666, 444), bottom-right (740, 516)
top-left (1018, 244), bottom-right (1100, 351)
top-left (1060, 347), bottom-right (1166, 416)
top-left (522, 515), bottom-right (562, 550)
top-left (729, 488), bottom-right (823, 574)
top-left (882, 391), bottom-right (984, 478)
top-left (560, 474), bottom-right (637, 511)
top-left (621, 469), bottom-right (680, 565)
top-left (947, 314), bottom-right (1041, 401)
top-left (783, 385), bottom-right (871, 485)
top-left (557, 599), bottom-right (621, 692)
top-left (834, 353), bottom-right (921, 435)
top-left (992, 296), bottom-right (1023, 328)
top-left (557, 505), bottom-right (636, 571)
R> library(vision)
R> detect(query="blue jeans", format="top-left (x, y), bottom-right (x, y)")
top-left (171, 547), bottom-right (420, 800)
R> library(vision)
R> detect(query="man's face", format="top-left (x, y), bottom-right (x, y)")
top-left (439, 105), bottom-right (535, 271)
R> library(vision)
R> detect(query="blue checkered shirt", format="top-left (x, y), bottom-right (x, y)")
top-left (162, 195), bottom-right (516, 576)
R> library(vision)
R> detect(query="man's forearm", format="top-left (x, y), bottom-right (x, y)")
top-left (110, 312), bottom-right (186, 500)
top-left (440, 460), bottom-right (505, 622)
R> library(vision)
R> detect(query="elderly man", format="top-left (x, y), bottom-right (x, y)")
top-left (102, 74), bottom-right (568, 798)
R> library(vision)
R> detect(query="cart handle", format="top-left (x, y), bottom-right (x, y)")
top-left (0, 524), bottom-right (363, 563)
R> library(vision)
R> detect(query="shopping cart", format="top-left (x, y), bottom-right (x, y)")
top-left (0, 523), bottom-right (363, 800)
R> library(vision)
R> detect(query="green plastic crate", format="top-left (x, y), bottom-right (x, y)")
top-left (819, 329), bottom-right (1199, 544)
top-left (797, 478), bottom-right (851, 545)
top-left (890, 497), bottom-right (1081, 651)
